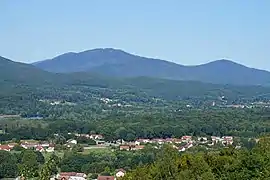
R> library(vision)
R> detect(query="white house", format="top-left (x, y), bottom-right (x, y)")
top-left (67, 139), bottom-right (77, 144)
top-left (116, 169), bottom-right (126, 178)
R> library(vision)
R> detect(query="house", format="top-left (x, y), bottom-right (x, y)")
top-left (152, 138), bottom-right (165, 144)
top-left (97, 176), bottom-right (115, 180)
top-left (179, 146), bottom-right (186, 152)
top-left (119, 145), bottom-right (130, 151)
top-left (185, 143), bottom-right (193, 149)
top-left (90, 134), bottom-right (104, 140)
top-left (222, 136), bottom-right (233, 141)
top-left (36, 146), bottom-right (45, 152)
top-left (20, 142), bottom-right (39, 149)
top-left (178, 143), bottom-right (193, 152)
top-left (46, 146), bottom-right (55, 152)
top-left (131, 145), bottom-right (145, 151)
top-left (181, 136), bottom-right (192, 142)
top-left (0, 145), bottom-right (12, 151)
top-left (136, 138), bottom-right (151, 144)
top-left (115, 169), bottom-right (126, 178)
top-left (165, 138), bottom-right (174, 143)
top-left (67, 139), bottom-right (77, 144)
top-left (8, 143), bottom-right (18, 148)
top-left (57, 172), bottom-right (87, 180)
top-left (173, 139), bottom-right (182, 144)
top-left (135, 141), bottom-right (140, 146)
top-left (211, 136), bottom-right (222, 144)
top-left (40, 142), bottom-right (50, 147)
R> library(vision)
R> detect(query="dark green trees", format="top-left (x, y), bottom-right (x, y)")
top-left (0, 150), bottom-right (18, 178)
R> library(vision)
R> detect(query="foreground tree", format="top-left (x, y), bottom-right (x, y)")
top-left (18, 150), bottom-right (39, 178)
top-left (0, 151), bottom-right (18, 178)
top-left (39, 153), bottom-right (60, 180)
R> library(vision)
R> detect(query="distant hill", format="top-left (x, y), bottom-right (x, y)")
top-left (0, 56), bottom-right (54, 84)
top-left (2, 56), bottom-right (270, 101)
top-left (33, 48), bottom-right (270, 86)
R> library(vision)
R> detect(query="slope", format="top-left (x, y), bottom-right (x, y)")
top-left (2, 56), bottom-right (270, 102)
top-left (33, 48), bottom-right (270, 86)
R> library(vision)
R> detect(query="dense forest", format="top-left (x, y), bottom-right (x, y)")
top-left (1, 108), bottom-right (270, 142)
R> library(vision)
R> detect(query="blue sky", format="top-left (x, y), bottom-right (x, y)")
top-left (1, 0), bottom-right (270, 70)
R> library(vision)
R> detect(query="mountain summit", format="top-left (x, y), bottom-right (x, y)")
top-left (33, 48), bottom-right (270, 86)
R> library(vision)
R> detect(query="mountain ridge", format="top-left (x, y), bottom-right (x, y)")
top-left (2, 55), bottom-right (270, 102)
top-left (32, 48), bottom-right (270, 86)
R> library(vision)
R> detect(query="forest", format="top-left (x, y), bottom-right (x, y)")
top-left (1, 108), bottom-right (270, 143)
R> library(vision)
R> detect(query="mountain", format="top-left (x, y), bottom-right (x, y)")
top-left (33, 48), bottom-right (270, 86)
top-left (2, 56), bottom-right (270, 102)
top-left (0, 56), bottom-right (55, 84)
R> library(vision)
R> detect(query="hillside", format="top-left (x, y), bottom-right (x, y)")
top-left (0, 56), bottom-right (54, 85)
top-left (2, 56), bottom-right (270, 101)
top-left (33, 48), bottom-right (270, 86)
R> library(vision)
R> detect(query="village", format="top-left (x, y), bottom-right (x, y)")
top-left (0, 132), bottom-right (236, 180)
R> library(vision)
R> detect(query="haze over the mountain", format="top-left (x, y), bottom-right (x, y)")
top-left (33, 48), bottom-right (270, 86)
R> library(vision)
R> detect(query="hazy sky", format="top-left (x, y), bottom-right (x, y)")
top-left (1, 0), bottom-right (270, 70)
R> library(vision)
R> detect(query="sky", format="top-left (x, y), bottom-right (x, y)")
top-left (1, 0), bottom-right (270, 70)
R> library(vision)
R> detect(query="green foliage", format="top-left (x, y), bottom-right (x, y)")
top-left (13, 144), bottom-right (25, 151)
top-left (72, 144), bottom-right (84, 153)
top-left (18, 150), bottom-right (40, 178)
top-left (76, 136), bottom-right (96, 145)
top-left (123, 137), bottom-right (270, 180)
top-left (0, 151), bottom-right (18, 178)
top-left (39, 153), bottom-right (60, 180)
top-left (61, 147), bottom-right (158, 175)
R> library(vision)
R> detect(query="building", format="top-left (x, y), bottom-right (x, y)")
top-left (97, 176), bottom-right (115, 180)
top-left (181, 136), bottom-right (192, 142)
top-left (36, 146), bottom-right (45, 152)
top-left (90, 134), bottom-right (104, 140)
top-left (131, 145), bottom-right (145, 151)
top-left (119, 145), bottom-right (130, 151)
top-left (0, 145), bottom-right (12, 151)
top-left (115, 169), bottom-right (126, 178)
top-left (67, 139), bottom-right (77, 144)
top-left (57, 172), bottom-right (87, 180)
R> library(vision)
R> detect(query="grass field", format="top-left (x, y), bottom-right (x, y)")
top-left (81, 146), bottom-right (112, 155)
top-left (42, 146), bottom-right (112, 160)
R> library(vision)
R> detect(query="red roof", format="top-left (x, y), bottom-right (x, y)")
top-left (98, 176), bottom-right (114, 180)
top-left (36, 146), bottom-right (44, 150)
top-left (0, 145), bottom-right (12, 151)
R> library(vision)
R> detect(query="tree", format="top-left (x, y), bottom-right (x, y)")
top-left (13, 144), bottom-right (25, 151)
top-left (0, 151), bottom-right (18, 178)
top-left (72, 144), bottom-right (84, 152)
top-left (39, 153), bottom-right (60, 180)
top-left (18, 150), bottom-right (39, 178)
top-left (35, 151), bottom-right (45, 164)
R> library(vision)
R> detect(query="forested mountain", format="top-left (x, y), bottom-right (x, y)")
top-left (2, 56), bottom-right (270, 102)
top-left (0, 56), bottom-right (53, 84)
top-left (33, 48), bottom-right (270, 86)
